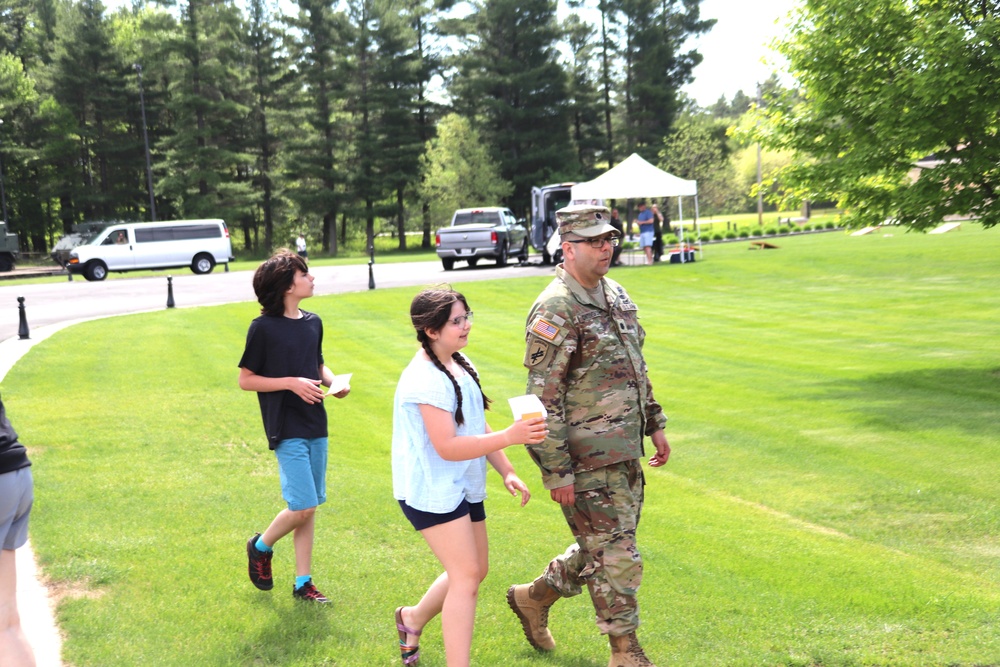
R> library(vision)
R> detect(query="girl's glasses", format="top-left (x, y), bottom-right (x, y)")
top-left (449, 312), bottom-right (474, 326)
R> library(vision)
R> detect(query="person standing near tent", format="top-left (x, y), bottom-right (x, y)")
top-left (609, 208), bottom-right (624, 266)
top-left (650, 204), bottom-right (665, 263)
top-left (635, 202), bottom-right (655, 265)
top-left (507, 204), bottom-right (670, 667)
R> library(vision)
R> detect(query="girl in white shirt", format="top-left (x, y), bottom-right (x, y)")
top-left (391, 287), bottom-right (547, 667)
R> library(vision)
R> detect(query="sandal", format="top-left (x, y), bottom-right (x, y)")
top-left (395, 606), bottom-right (421, 666)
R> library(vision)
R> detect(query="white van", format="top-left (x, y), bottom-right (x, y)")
top-left (67, 219), bottom-right (234, 281)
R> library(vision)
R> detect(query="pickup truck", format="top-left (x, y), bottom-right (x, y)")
top-left (435, 207), bottom-right (529, 271)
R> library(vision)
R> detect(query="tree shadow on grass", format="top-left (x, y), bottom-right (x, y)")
top-left (815, 365), bottom-right (1000, 440)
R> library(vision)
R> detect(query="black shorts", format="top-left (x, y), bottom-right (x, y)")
top-left (399, 499), bottom-right (486, 531)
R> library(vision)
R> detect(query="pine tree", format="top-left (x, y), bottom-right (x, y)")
top-left (246, 0), bottom-right (284, 252)
top-left (282, 0), bottom-right (350, 255)
top-left (159, 0), bottom-right (255, 225)
top-left (618, 0), bottom-right (713, 155)
top-left (448, 0), bottom-right (574, 211)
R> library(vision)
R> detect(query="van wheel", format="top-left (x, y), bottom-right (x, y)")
top-left (84, 261), bottom-right (108, 282)
top-left (0, 255), bottom-right (13, 272)
top-left (191, 253), bottom-right (215, 274)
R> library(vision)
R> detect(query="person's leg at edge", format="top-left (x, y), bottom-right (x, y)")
top-left (0, 549), bottom-right (36, 667)
top-left (403, 515), bottom-right (487, 667)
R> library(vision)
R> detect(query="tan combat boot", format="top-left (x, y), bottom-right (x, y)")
top-left (506, 577), bottom-right (561, 651)
top-left (608, 632), bottom-right (655, 667)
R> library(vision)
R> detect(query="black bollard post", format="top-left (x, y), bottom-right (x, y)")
top-left (224, 262), bottom-right (229, 272)
top-left (66, 264), bottom-right (73, 281)
top-left (17, 296), bottom-right (29, 339)
top-left (166, 275), bottom-right (175, 308)
top-left (367, 242), bottom-right (375, 290)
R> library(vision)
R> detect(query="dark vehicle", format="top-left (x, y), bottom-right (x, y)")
top-left (435, 207), bottom-right (529, 271)
top-left (0, 221), bottom-right (19, 272)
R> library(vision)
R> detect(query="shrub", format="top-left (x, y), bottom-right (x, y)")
top-left (764, 226), bottom-right (778, 235)
top-left (712, 232), bottom-right (725, 241)
top-left (825, 221), bottom-right (836, 229)
top-left (725, 231), bottom-right (738, 240)
top-left (666, 235), bottom-right (679, 245)
top-left (751, 228), bottom-right (764, 237)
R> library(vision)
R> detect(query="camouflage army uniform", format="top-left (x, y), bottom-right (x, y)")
top-left (523, 264), bottom-right (667, 635)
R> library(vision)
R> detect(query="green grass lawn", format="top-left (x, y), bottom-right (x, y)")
top-left (5, 225), bottom-right (999, 666)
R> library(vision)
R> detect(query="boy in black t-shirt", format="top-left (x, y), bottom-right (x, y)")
top-left (238, 250), bottom-right (349, 602)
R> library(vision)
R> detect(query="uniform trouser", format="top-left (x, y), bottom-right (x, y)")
top-left (541, 459), bottom-right (644, 636)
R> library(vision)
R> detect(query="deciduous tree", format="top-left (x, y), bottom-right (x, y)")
top-left (761, 0), bottom-right (1000, 230)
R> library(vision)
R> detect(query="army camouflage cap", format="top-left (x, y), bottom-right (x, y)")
top-left (557, 204), bottom-right (621, 239)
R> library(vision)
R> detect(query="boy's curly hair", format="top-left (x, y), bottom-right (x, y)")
top-left (253, 250), bottom-right (309, 317)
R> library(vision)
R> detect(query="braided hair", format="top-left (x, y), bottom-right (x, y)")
top-left (410, 288), bottom-right (492, 426)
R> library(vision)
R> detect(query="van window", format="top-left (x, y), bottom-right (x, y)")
top-left (102, 230), bottom-right (129, 246)
top-left (134, 224), bottom-right (222, 243)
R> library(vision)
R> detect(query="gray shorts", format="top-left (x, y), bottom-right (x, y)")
top-left (0, 466), bottom-right (33, 550)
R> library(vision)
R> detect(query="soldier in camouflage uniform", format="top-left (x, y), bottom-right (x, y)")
top-left (506, 204), bottom-right (670, 667)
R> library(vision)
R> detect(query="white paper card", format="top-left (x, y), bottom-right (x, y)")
top-left (508, 394), bottom-right (547, 421)
top-left (325, 373), bottom-right (353, 395)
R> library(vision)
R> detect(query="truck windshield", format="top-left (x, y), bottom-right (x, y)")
top-left (454, 211), bottom-right (500, 225)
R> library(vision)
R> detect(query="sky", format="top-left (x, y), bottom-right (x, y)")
top-left (681, 0), bottom-right (799, 107)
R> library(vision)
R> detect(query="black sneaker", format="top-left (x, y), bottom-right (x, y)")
top-left (246, 533), bottom-right (273, 591)
top-left (292, 579), bottom-right (329, 603)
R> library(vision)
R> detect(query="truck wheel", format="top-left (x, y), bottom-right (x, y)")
top-left (467, 258), bottom-right (479, 268)
top-left (85, 260), bottom-right (108, 281)
top-left (496, 242), bottom-right (508, 267)
top-left (520, 239), bottom-right (529, 263)
top-left (552, 249), bottom-right (563, 265)
top-left (191, 253), bottom-right (216, 274)
top-left (0, 255), bottom-right (13, 272)
top-left (442, 258), bottom-right (455, 271)
top-left (542, 249), bottom-right (552, 265)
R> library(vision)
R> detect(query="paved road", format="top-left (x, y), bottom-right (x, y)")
top-left (0, 258), bottom-right (555, 342)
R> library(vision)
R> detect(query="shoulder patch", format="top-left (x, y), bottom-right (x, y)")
top-left (530, 318), bottom-right (561, 341)
top-left (526, 339), bottom-right (550, 367)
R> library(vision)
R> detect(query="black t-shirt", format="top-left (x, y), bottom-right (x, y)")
top-left (0, 396), bottom-right (30, 475)
top-left (239, 311), bottom-right (329, 449)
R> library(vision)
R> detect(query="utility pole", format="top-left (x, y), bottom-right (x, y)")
top-left (134, 64), bottom-right (157, 222)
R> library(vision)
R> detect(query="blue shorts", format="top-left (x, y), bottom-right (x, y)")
top-left (399, 499), bottom-right (486, 531)
top-left (0, 466), bottom-right (33, 550)
top-left (274, 437), bottom-right (328, 511)
top-left (639, 230), bottom-right (655, 248)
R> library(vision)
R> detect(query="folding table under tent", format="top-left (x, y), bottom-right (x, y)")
top-left (570, 153), bottom-right (701, 262)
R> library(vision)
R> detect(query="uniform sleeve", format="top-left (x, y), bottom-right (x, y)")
top-left (523, 300), bottom-right (577, 489)
top-left (638, 322), bottom-right (668, 435)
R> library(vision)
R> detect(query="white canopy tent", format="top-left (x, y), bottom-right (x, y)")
top-left (570, 153), bottom-right (701, 261)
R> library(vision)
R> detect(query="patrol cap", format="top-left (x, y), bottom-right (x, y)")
top-left (557, 204), bottom-right (620, 238)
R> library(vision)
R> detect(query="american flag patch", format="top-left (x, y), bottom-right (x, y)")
top-left (531, 318), bottom-right (559, 340)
